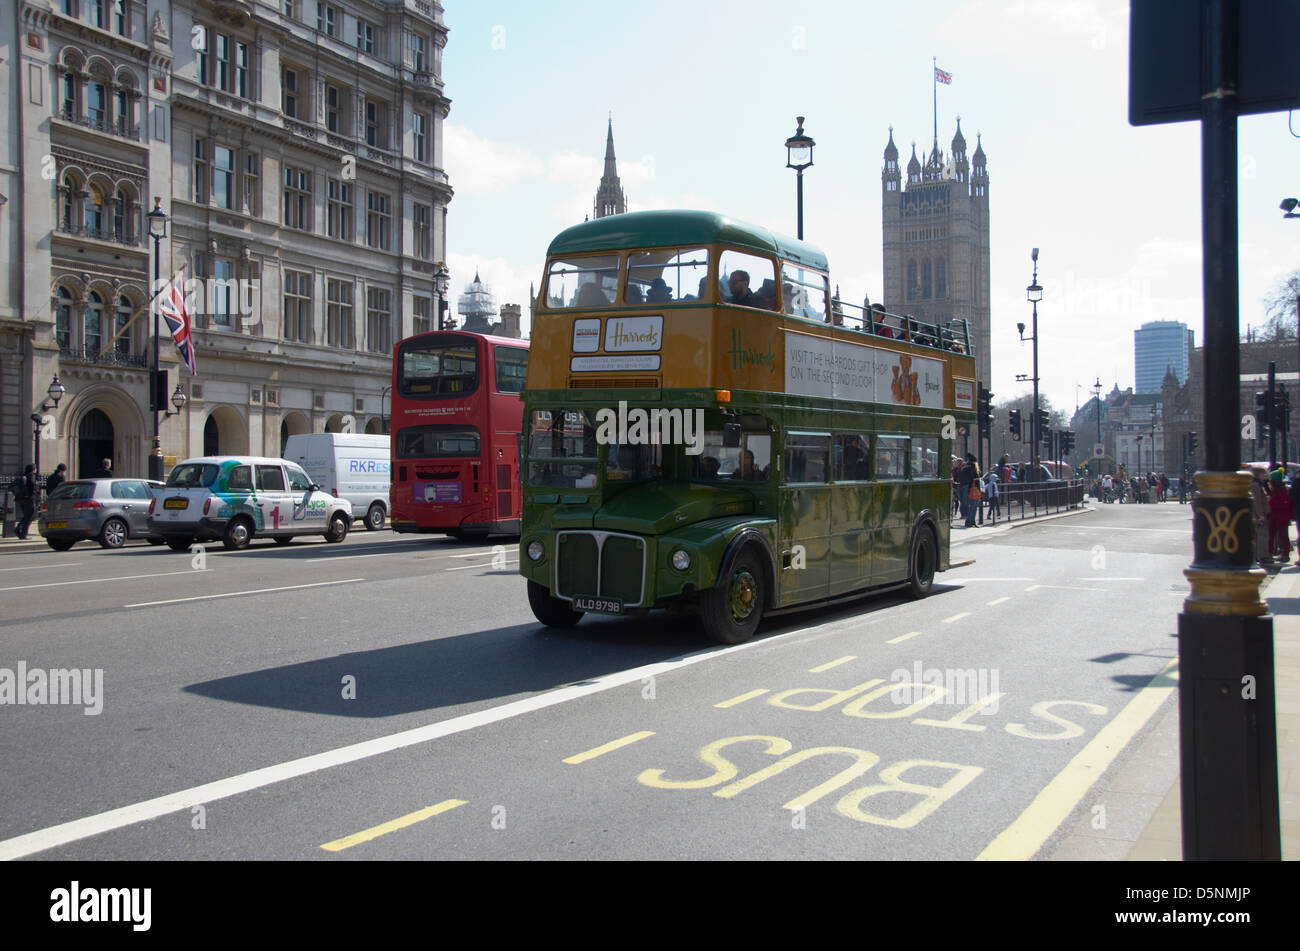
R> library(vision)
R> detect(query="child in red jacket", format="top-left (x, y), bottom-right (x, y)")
top-left (1268, 469), bottom-right (1294, 562)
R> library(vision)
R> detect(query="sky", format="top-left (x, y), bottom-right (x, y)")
top-left (439, 0), bottom-right (1299, 417)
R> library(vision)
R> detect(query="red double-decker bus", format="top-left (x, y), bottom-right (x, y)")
top-left (390, 330), bottom-right (529, 538)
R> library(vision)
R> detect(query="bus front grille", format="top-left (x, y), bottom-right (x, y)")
top-left (567, 377), bottom-right (660, 389)
top-left (555, 531), bottom-right (645, 606)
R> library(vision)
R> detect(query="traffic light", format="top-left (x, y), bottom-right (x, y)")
top-left (1276, 387), bottom-right (1291, 433)
top-left (1009, 409), bottom-right (1022, 441)
top-left (1036, 408), bottom-right (1050, 438)
top-left (977, 385), bottom-right (993, 432)
top-left (1187, 431), bottom-right (1198, 457)
top-left (1041, 426), bottom-right (1053, 449)
top-left (1256, 390), bottom-right (1273, 432)
top-left (1060, 431), bottom-right (1075, 455)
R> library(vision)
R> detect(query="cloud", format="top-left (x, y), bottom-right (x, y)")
top-left (443, 124), bottom-right (546, 197)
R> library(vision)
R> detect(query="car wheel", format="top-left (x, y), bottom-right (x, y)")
top-left (324, 513), bottom-right (349, 543)
top-left (364, 503), bottom-right (386, 531)
top-left (908, 524), bottom-right (938, 599)
top-left (222, 517), bottom-right (253, 551)
top-left (526, 580), bottom-right (584, 628)
top-left (47, 538), bottom-right (77, 552)
top-left (166, 538), bottom-right (194, 552)
top-left (98, 517), bottom-right (128, 549)
top-left (699, 547), bottom-right (765, 644)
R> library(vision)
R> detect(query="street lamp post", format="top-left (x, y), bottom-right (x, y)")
top-left (1021, 249), bottom-right (1043, 457)
top-left (29, 375), bottom-right (66, 488)
top-left (146, 198), bottom-right (168, 481)
top-left (434, 262), bottom-right (451, 331)
top-left (1092, 376), bottom-right (1103, 468)
top-left (785, 117), bottom-right (815, 241)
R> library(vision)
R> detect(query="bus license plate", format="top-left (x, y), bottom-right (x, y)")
top-left (574, 596), bottom-right (623, 615)
top-left (164, 498), bottom-right (188, 509)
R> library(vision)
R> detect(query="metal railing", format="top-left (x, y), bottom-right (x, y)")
top-left (956, 478), bottom-right (1087, 525)
top-left (828, 297), bottom-right (972, 357)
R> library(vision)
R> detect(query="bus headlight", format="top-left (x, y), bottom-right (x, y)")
top-left (527, 541), bottom-right (544, 562)
top-left (671, 549), bottom-right (691, 572)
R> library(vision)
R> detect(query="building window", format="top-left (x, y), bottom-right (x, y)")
top-left (212, 258), bottom-right (234, 325)
top-left (214, 145), bottom-right (235, 209)
top-left (284, 0), bottom-right (297, 19)
top-left (87, 79), bottom-right (107, 128)
top-left (234, 41), bottom-right (249, 98)
top-left (115, 295), bottom-right (133, 356)
top-left (317, 2), bottom-right (336, 37)
top-left (413, 296), bottom-right (431, 336)
top-left (922, 259), bottom-right (932, 300)
top-left (411, 33), bottom-right (427, 72)
top-left (327, 178), bottom-right (352, 240)
top-left (194, 138), bottom-right (209, 203)
top-left (85, 291), bottom-right (104, 354)
top-left (325, 84), bottom-right (343, 133)
top-left (55, 287), bottom-right (73, 350)
top-left (115, 87), bottom-right (134, 136)
top-left (283, 165), bottom-right (312, 231)
top-left (414, 203), bottom-right (431, 259)
top-left (284, 270), bottom-right (312, 342)
top-left (113, 188), bottom-right (133, 242)
top-left (936, 258), bottom-right (947, 299)
top-left (243, 152), bottom-right (260, 215)
top-left (366, 287), bottom-right (391, 354)
top-left (90, 0), bottom-right (106, 29)
top-left (62, 71), bottom-right (78, 119)
top-left (326, 279), bottom-right (354, 348)
top-left (356, 19), bottom-right (374, 54)
top-left (906, 260), bottom-right (918, 302)
top-left (413, 112), bottom-right (427, 163)
top-left (62, 0), bottom-right (78, 16)
top-left (282, 67), bottom-right (299, 117)
top-left (216, 34), bottom-right (230, 90)
top-left (114, 0), bottom-right (128, 36)
top-left (366, 191), bottom-right (390, 250)
top-left (196, 26), bottom-right (209, 84)
top-left (84, 184), bottom-right (105, 235)
top-left (364, 99), bottom-right (385, 148)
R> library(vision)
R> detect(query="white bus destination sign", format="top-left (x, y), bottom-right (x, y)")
top-left (785, 333), bottom-right (945, 409)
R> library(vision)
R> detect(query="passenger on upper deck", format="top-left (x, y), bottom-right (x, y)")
top-left (725, 270), bottom-right (759, 308)
top-left (646, 278), bottom-right (672, 303)
top-left (626, 283), bottom-right (644, 304)
top-left (755, 278), bottom-right (778, 311)
top-left (577, 282), bottom-right (610, 307)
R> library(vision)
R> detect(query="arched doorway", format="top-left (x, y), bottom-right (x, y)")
top-left (280, 411), bottom-right (310, 454)
top-left (203, 415), bottom-right (219, 456)
top-left (202, 406), bottom-right (249, 457)
top-left (78, 409), bottom-right (114, 478)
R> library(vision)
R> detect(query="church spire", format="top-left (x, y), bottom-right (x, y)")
top-left (594, 116), bottom-right (627, 219)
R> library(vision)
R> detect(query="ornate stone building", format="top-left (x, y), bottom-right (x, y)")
top-left (2, 0), bottom-right (452, 482)
top-left (881, 120), bottom-right (991, 389)
top-left (593, 117), bottom-right (625, 219)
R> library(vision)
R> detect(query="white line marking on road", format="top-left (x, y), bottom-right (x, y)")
top-left (0, 569), bottom-right (209, 593)
top-left (124, 578), bottom-right (365, 607)
top-left (444, 559), bottom-right (518, 572)
top-left (0, 620), bottom-right (860, 860)
top-left (985, 597), bottom-right (1011, 607)
top-left (886, 631), bottom-right (923, 644)
top-left (0, 563), bottom-right (83, 572)
top-left (1074, 577), bottom-right (1147, 582)
top-left (953, 578), bottom-right (1037, 582)
top-left (941, 612), bottom-right (971, 624)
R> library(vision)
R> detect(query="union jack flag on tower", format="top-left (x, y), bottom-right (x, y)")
top-left (158, 283), bottom-right (198, 375)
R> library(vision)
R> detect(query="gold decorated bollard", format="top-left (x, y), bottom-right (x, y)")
top-left (1184, 471), bottom-right (1266, 616)
top-left (1179, 470), bottom-right (1280, 860)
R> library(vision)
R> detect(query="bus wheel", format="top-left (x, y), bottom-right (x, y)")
top-left (700, 549), bottom-right (765, 644)
top-left (527, 580), bottom-right (584, 628)
top-left (908, 524), bottom-right (937, 599)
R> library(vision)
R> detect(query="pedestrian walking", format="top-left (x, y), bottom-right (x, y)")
top-left (1249, 465), bottom-right (1272, 565)
top-left (45, 463), bottom-right (67, 496)
top-left (10, 464), bottom-right (36, 540)
top-left (92, 457), bottom-right (113, 478)
top-left (960, 453), bottom-right (980, 528)
top-left (1289, 472), bottom-right (1300, 564)
top-left (983, 469), bottom-right (1000, 524)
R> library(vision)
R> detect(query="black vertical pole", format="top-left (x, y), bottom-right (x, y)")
top-left (1179, 0), bottom-right (1280, 861)
top-left (1267, 361), bottom-right (1277, 468)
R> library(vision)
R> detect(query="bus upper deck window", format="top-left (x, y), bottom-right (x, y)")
top-left (546, 256), bottom-right (619, 309)
top-left (719, 250), bottom-right (777, 311)
top-left (625, 248), bottom-right (709, 305)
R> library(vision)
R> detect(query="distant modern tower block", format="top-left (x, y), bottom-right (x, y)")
top-left (593, 118), bottom-right (627, 219)
top-left (1134, 320), bottom-right (1195, 393)
top-left (881, 121), bottom-right (991, 387)
top-left (458, 273), bottom-right (498, 334)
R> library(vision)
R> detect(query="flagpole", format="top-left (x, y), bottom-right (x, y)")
top-left (933, 56), bottom-right (938, 143)
top-left (96, 263), bottom-right (188, 360)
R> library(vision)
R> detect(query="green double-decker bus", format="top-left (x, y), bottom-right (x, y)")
top-left (519, 210), bottom-right (977, 643)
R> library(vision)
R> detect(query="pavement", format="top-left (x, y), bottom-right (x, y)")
top-left (4, 500), bottom-right (1295, 860)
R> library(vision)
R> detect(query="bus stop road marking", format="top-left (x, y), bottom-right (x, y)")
top-left (809, 656), bottom-right (856, 673)
top-left (715, 689), bottom-right (770, 708)
top-left (124, 579), bottom-right (364, 608)
top-left (563, 732), bottom-right (656, 765)
top-left (975, 658), bottom-right (1178, 861)
top-left (320, 799), bottom-right (467, 852)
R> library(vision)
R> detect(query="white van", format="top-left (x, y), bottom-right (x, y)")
top-left (283, 433), bottom-right (391, 531)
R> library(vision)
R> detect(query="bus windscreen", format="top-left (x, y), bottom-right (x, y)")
top-left (398, 339), bottom-right (478, 398)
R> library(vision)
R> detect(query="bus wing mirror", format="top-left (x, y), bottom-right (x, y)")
top-left (723, 423), bottom-right (742, 448)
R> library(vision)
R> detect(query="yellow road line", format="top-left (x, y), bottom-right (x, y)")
top-left (886, 631), bottom-right (923, 644)
top-left (941, 612), bottom-right (971, 624)
top-left (563, 731), bottom-right (656, 764)
top-left (986, 597), bottom-right (1011, 607)
top-left (320, 799), bottom-right (467, 852)
top-left (976, 659), bottom-right (1178, 861)
top-left (714, 689), bottom-right (770, 708)
top-left (809, 656), bottom-right (856, 673)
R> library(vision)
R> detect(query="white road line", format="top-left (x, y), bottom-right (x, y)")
top-left (985, 597), bottom-right (1011, 607)
top-left (1074, 577), bottom-right (1147, 582)
top-left (953, 577), bottom-right (1037, 583)
top-left (303, 551), bottom-right (425, 563)
top-left (125, 578), bottom-right (365, 607)
top-left (444, 560), bottom-right (518, 572)
top-left (0, 563), bottom-right (83, 572)
top-left (0, 569), bottom-right (209, 593)
top-left (0, 614), bottom-right (871, 860)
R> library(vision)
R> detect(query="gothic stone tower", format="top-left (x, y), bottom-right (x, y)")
top-left (593, 118), bottom-right (627, 219)
top-left (882, 121), bottom-right (991, 388)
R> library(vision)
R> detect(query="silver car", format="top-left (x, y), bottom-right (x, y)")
top-left (39, 479), bottom-right (164, 551)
